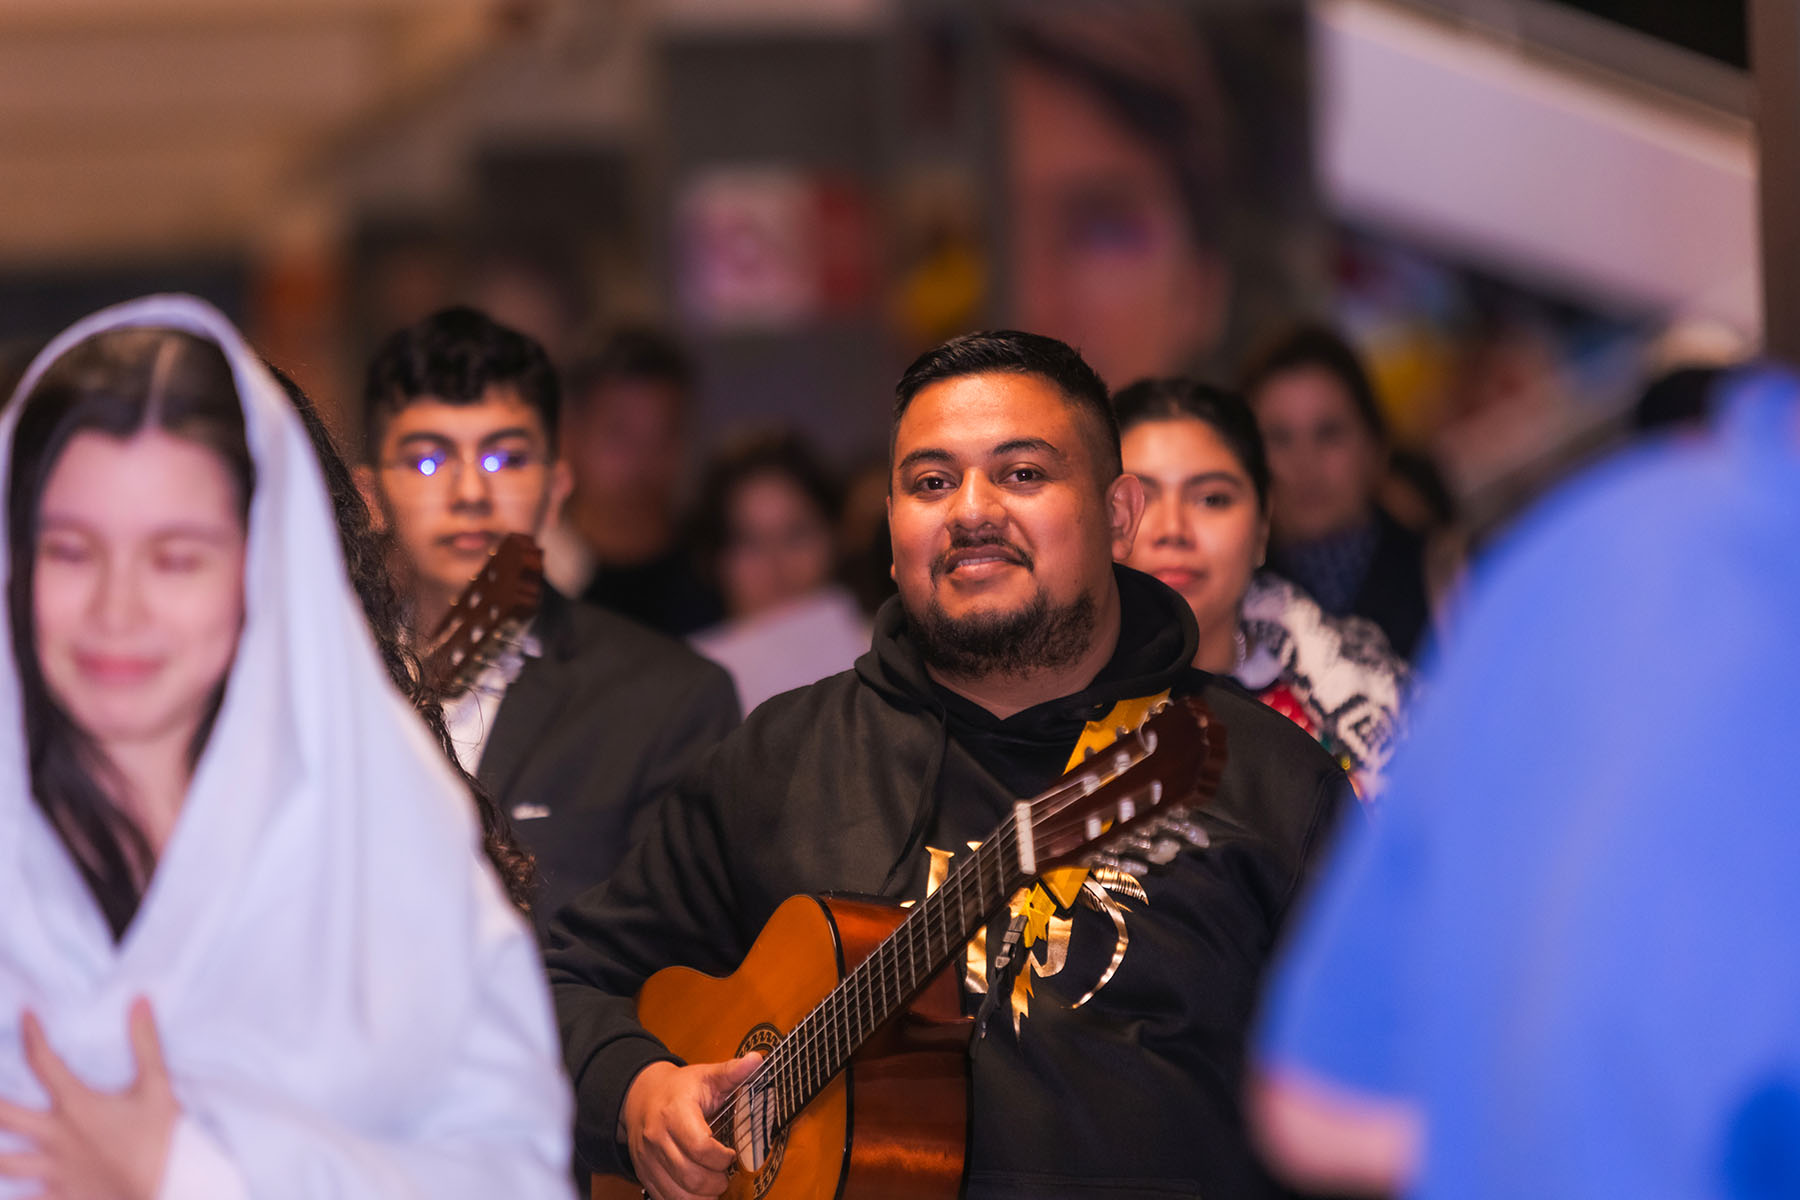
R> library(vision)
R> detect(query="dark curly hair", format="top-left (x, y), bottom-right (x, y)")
top-left (274, 367), bottom-right (537, 913)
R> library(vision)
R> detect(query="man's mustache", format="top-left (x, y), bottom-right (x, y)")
top-left (931, 534), bottom-right (1034, 581)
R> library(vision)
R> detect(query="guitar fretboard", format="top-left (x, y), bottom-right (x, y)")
top-left (710, 808), bottom-right (1035, 1148)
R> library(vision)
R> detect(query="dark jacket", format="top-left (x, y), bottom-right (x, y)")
top-left (546, 567), bottom-right (1347, 1197)
top-left (579, 546), bottom-right (723, 637)
top-left (479, 586), bottom-right (740, 934)
top-left (1353, 508), bottom-right (1432, 663)
top-left (1270, 508), bottom-right (1432, 663)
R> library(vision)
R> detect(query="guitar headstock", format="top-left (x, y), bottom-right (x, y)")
top-left (1026, 696), bottom-right (1227, 870)
top-left (421, 533), bottom-right (544, 697)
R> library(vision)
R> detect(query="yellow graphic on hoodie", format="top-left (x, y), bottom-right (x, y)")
top-left (925, 691), bottom-right (1168, 1034)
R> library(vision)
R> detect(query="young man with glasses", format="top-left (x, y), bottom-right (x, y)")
top-left (357, 306), bottom-right (739, 934)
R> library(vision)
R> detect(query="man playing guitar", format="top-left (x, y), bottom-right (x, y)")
top-left (548, 331), bottom-right (1348, 1199)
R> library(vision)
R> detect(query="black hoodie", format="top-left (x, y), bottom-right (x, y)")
top-left (547, 566), bottom-right (1347, 1198)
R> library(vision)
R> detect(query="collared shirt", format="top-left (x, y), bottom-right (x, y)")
top-left (443, 629), bottom-right (543, 779)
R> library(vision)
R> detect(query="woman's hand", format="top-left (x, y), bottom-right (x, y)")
top-left (0, 998), bottom-right (179, 1200)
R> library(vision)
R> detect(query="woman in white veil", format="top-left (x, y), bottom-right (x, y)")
top-left (0, 296), bottom-right (573, 1198)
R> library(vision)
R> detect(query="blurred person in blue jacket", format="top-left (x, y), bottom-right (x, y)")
top-left (1251, 367), bottom-right (1800, 1199)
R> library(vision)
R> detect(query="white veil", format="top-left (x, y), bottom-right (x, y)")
top-left (0, 296), bottom-right (573, 1197)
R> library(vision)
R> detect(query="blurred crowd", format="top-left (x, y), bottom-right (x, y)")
top-left (507, 312), bottom-right (1736, 731)
top-left (0, 2), bottom-right (1778, 1197)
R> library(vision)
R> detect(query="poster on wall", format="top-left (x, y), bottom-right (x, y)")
top-left (676, 166), bottom-right (873, 332)
top-left (953, 0), bottom-right (1323, 386)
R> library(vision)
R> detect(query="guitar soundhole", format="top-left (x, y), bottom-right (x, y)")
top-left (733, 1023), bottom-right (788, 1197)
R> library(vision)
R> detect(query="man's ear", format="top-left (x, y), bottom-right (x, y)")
top-left (538, 458), bottom-right (575, 540)
top-left (1107, 471), bottom-right (1146, 562)
top-left (885, 490), bottom-right (896, 581)
top-left (352, 464), bottom-right (387, 534)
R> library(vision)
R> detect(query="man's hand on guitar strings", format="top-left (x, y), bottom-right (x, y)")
top-left (621, 1053), bottom-right (763, 1200)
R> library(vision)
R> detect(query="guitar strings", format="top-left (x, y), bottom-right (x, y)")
top-left (709, 740), bottom-right (1150, 1148)
top-left (709, 817), bottom-right (1024, 1148)
top-left (706, 726), bottom-right (1168, 1156)
top-left (766, 727), bottom-right (1174, 1110)
top-left (710, 848), bottom-right (1006, 1150)
top-left (707, 824), bottom-right (1010, 1144)
top-left (446, 621), bottom-right (530, 688)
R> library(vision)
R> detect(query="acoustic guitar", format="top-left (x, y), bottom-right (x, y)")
top-left (418, 532), bottom-right (543, 699)
top-left (593, 696), bottom-right (1228, 1200)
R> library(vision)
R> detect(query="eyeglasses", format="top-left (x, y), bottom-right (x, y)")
top-left (382, 446), bottom-right (545, 487)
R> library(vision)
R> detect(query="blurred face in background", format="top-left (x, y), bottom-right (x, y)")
top-left (1121, 417), bottom-right (1266, 648)
top-left (564, 378), bottom-right (686, 508)
top-left (720, 469), bottom-right (836, 620)
top-left (1253, 366), bottom-right (1386, 544)
top-left (1005, 58), bottom-right (1228, 388)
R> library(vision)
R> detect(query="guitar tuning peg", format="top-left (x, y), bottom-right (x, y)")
top-left (1114, 725), bottom-right (1129, 739)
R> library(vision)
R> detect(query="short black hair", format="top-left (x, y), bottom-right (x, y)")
top-left (892, 330), bottom-right (1122, 481)
top-left (1240, 323), bottom-right (1388, 443)
top-left (361, 306), bottom-right (560, 462)
top-left (1112, 376), bottom-right (1270, 512)
top-left (564, 326), bottom-right (695, 410)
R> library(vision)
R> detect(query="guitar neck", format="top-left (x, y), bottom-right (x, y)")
top-left (714, 697), bottom-right (1221, 1155)
top-left (431, 615), bottom-right (529, 695)
top-left (419, 533), bottom-right (543, 699)
top-left (753, 813), bottom-right (1034, 1134)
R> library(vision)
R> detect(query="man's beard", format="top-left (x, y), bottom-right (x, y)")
top-left (909, 582), bottom-right (1100, 680)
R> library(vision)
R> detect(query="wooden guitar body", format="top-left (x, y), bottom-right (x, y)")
top-left (593, 894), bottom-right (970, 1200)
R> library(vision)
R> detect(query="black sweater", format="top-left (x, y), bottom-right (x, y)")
top-left (546, 567), bottom-right (1348, 1198)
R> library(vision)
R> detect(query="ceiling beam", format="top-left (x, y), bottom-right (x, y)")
top-left (0, 0), bottom-right (496, 35)
top-left (0, 25), bottom-right (381, 132)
